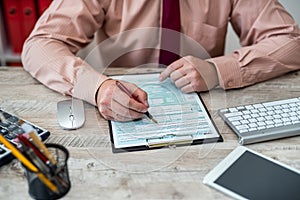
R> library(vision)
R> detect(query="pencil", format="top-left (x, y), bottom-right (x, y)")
top-left (36, 173), bottom-right (58, 193)
top-left (116, 80), bottom-right (158, 124)
top-left (0, 135), bottom-right (58, 193)
top-left (29, 131), bottom-right (57, 165)
top-left (0, 134), bottom-right (38, 172)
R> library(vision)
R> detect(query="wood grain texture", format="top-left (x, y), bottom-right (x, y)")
top-left (0, 67), bottom-right (299, 200)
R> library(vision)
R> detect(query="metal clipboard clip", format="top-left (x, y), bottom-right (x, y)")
top-left (146, 134), bottom-right (194, 148)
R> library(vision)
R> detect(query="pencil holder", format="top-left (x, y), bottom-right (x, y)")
top-left (23, 143), bottom-right (71, 200)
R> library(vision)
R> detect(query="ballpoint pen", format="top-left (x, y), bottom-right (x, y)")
top-left (116, 80), bottom-right (158, 124)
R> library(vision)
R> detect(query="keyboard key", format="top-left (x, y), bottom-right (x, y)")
top-left (242, 110), bottom-right (251, 115)
top-left (257, 122), bottom-right (266, 126)
top-left (240, 120), bottom-right (249, 124)
top-left (236, 125), bottom-right (249, 130)
top-left (253, 104), bottom-right (263, 108)
top-left (273, 115), bottom-right (281, 119)
top-left (0, 147), bottom-right (6, 155)
top-left (2, 112), bottom-right (11, 119)
top-left (249, 123), bottom-right (258, 128)
top-left (290, 116), bottom-right (299, 121)
top-left (273, 119), bottom-right (282, 124)
top-left (265, 116), bottom-right (274, 120)
top-left (0, 122), bottom-right (9, 128)
top-left (229, 108), bottom-right (239, 112)
top-left (265, 121), bottom-right (274, 125)
top-left (249, 118), bottom-right (258, 123)
top-left (266, 125), bottom-right (275, 129)
top-left (228, 116), bottom-right (243, 122)
top-left (281, 113), bottom-right (289, 118)
top-left (245, 105), bottom-right (254, 110)
top-left (7, 124), bottom-right (17, 132)
top-left (290, 112), bottom-right (297, 116)
top-left (224, 112), bottom-right (243, 118)
top-left (5, 134), bottom-right (14, 140)
top-left (275, 123), bottom-right (283, 127)
top-left (6, 116), bottom-right (18, 123)
top-left (251, 113), bottom-right (259, 118)
top-left (249, 128), bottom-right (257, 132)
top-left (0, 128), bottom-right (8, 136)
top-left (259, 112), bottom-right (267, 117)
top-left (236, 106), bottom-right (245, 110)
top-left (266, 111), bottom-right (275, 115)
top-left (231, 121), bottom-right (241, 126)
top-left (257, 117), bottom-right (265, 122)
top-left (257, 126), bottom-right (266, 130)
top-left (219, 108), bottom-right (228, 113)
top-left (258, 108), bottom-right (267, 112)
top-left (12, 128), bottom-right (24, 135)
top-left (251, 109), bottom-right (259, 113)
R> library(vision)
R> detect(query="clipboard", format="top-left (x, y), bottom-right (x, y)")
top-left (108, 73), bottom-right (223, 153)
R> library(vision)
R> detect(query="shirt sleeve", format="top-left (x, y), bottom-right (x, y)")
top-left (207, 0), bottom-right (300, 89)
top-left (21, 0), bottom-right (110, 105)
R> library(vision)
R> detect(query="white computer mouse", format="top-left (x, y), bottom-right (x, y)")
top-left (57, 98), bottom-right (85, 130)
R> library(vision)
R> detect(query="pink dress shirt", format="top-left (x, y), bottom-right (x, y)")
top-left (21, 0), bottom-right (300, 106)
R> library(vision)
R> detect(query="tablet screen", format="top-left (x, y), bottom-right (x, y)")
top-left (214, 151), bottom-right (300, 200)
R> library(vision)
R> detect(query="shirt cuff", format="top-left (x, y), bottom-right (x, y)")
top-left (73, 65), bottom-right (110, 106)
top-left (206, 54), bottom-right (243, 89)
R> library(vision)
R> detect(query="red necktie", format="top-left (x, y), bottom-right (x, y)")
top-left (159, 0), bottom-right (181, 66)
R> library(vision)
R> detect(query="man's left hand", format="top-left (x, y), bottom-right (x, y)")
top-left (159, 56), bottom-right (219, 93)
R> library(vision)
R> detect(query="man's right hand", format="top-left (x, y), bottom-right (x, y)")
top-left (95, 79), bottom-right (149, 121)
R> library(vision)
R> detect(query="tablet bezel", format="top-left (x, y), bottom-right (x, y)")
top-left (203, 146), bottom-right (300, 200)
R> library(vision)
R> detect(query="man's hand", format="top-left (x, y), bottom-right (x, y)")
top-left (159, 56), bottom-right (219, 93)
top-left (96, 79), bottom-right (149, 121)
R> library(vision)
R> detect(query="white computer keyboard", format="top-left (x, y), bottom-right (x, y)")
top-left (219, 97), bottom-right (300, 144)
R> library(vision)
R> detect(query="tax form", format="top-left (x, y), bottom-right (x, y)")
top-left (109, 73), bottom-right (222, 150)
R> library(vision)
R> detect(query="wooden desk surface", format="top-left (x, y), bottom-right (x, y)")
top-left (0, 67), bottom-right (299, 200)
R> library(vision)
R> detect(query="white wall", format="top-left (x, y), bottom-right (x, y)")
top-left (225, 0), bottom-right (300, 53)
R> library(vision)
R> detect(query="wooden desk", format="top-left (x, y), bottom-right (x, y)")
top-left (0, 67), bottom-right (299, 200)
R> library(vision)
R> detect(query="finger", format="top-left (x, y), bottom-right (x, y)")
top-left (169, 67), bottom-right (187, 83)
top-left (115, 110), bottom-right (144, 122)
top-left (100, 102), bottom-right (144, 122)
top-left (113, 111), bottom-right (144, 122)
top-left (105, 110), bottom-right (142, 122)
top-left (114, 83), bottom-right (149, 113)
top-left (180, 83), bottom-right (194, 93)
top-left (180, 77), bottom-right (210, 93)
top-left (174, 76), bottom-right (190, 89)
top-left (111, 98), bottom-right (145, 120)
top-left (159, 59), bottom-right (184, 81)
top-left (131, 87), bottom-right (149, 109)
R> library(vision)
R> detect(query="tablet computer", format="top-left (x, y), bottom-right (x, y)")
top-left (203, 146), bottom-right (300, 200)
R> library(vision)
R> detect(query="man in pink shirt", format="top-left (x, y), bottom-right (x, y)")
top-left (22, 0), bottom-right (300, 121)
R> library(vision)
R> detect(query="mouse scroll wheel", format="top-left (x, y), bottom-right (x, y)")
top-left (69, 114), bottom-right (74, 121)
top-left (68, 106), bottom-right (75, 121)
